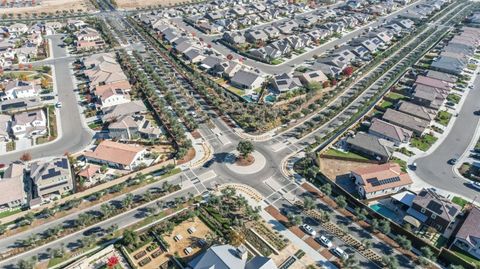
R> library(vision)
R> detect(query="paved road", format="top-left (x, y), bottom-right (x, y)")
top-left (0, 35), bottom-right (93, 163)
top-left (0, 181), bottom-right (201, 269)
top-left (414, 73), bottom-right (480, 200)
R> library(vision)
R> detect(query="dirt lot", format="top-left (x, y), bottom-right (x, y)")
top-left (0, 0), bottom-right (94, 15)
top-left (319, 157), bottom-right (373, 181)
top-left (115, 0), bottom-right (196, 9)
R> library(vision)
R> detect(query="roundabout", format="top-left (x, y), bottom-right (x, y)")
top-left (225, 150), bottom-right (267, 175)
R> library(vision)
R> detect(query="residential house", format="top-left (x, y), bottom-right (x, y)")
top-left (76, 27), bottom-right (102, 42)
top-left (245, 29), bottom-right (268, 44)
top-left (199, 56), bottom-right (223, 71)
top-left (425, 70), bottom-right (457, 84)
top-left (346, 132), bottom-right (394, 163)
top-left (184, 49), bottom-right (205, 64)
top-left (269, 39), bottom-right (291, 56)
top-left (452, 206), bottom-right (480, 259)
top-left (102, 100), bottom-right (147, 122)
top-left (222, 32), bottom-right (246, 45)
top-left (415, 75), bottom-right (452, 91)
top-left (230, 70), bottom-right (265, 93)
top-left (271, 73), bottom-right (302, 93)
top-left (1, 80), bottom-right (40, 100)
top-left (94, 80), bottom-right (132, 108)
top-left (0, 97), bottom-right (42, 114)
top-left (0, 163), bottom-right (26, 210)
top-left (382, 109), bottom-right (429, 136)
top-left (275, 20), bottom-right (299, 35)
top-left (351, 163), bottom-right (413, 199)
top-left (84, 58), bottom-right (128, 89)
top-left (368, 118), bottom-right (413, 146)
top-left (108, 114), bottom-right (161, 140)
top-left (83, 140), bottom-right (148, 170)
top-left (210, 60), bottom-right (242, 78)
top-left (411, 84), bottom-right (446, 110)
top-left (11, 109), bottom-right (47, 138)
top-left (77, 164), bottom-right (102, 184)
top-left (397, 101), bottom-right (437, 122)
top-left (286, 36), bottom-right (305, 51)
top-left (29, 157), bottom-right (73, 202)
top-left (8, 23), bottom-right (28, 36)
top-left (297, 69), bottom-right (329, 86)
top-left (430, 56), bottom-right (466, 76)
top-left (189, 244), bottom-right (277, 269)
top-left (263, 26), bottom-right (280, 40)
top-left (407, 188), bottom-right (461, 232)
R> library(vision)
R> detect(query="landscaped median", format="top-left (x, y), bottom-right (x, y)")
top-left (0, 162), bottom-right (179, 238)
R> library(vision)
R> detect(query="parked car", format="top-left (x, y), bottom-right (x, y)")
top-left (203, 158), bottom-right (215, 168)
top-left (448, 158), bottom-right (457, 165)
top-left (55, 102), bottom-right (62, 108)
top-left (474, 110), bottom-right (480, 116)
top-left (470, 154), bottom-right (480, 160)
top-left (301, 224), bottom-right (316, 236)
top-left (316, 235), bottom-right (333, 248)
top-left (470, 181), bottom-right (480, 191)
top-left (331, 247), bottom-right (349, 259)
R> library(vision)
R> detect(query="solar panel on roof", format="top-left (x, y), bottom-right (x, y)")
top-left (427, 201), bottom-right (443, 214)
top-left (366, 176), bottom-right (401, 187)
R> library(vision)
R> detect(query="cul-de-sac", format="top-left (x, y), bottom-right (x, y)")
top-left (0, 0), bottom-right (480, 268)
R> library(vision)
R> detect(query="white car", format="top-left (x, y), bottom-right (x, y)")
top-left (316, 235), bottom-right (333, 248)
top-left (301, 224), bottom-right (316, 236)
top-left (471, 181), bottom-right (480, 191)
top-left (331, 247), bottom-right (349, 259)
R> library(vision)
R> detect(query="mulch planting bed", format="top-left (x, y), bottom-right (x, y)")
top-left (304, 237), bottom-right (322, 250)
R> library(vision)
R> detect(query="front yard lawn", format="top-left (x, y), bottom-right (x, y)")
top-left (467, 63), bottom-right (477, 71)
top-left (447, 93), bottom-right (461, 104)
top-left (452, 196), bottom-right (469, 208)
top-left (322, 148), bottom-right (369, 161)
top-left (271, 59), bottom-right (284, 65)
top-left (379, 100), bottom-right (393, 110)
top-left (391, 157), bottom-right (407, 172)
top-left (410, 134), bottom-right (438, 151)
top-left (385, 92), bottom-right (406, 101)
top-left (435, 111), bottom-right (452, 126)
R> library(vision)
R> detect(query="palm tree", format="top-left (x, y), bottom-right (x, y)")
top-left (122, 194), bottom-right (134, 209)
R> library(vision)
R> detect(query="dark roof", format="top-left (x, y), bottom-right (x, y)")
top-left (455, 207), bottom-right (480, 247)
top-left (413, 189), bottom-right (461, 222)
top-left (346, 132), bottom-right (394, 158)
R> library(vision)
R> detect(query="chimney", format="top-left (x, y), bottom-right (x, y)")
top-left (236, 244), bottom-right (248, 260)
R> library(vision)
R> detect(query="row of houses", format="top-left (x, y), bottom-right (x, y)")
top-left (431, 26), bottom-right (480, 76)
top-left (80, 53), bottom-right (163, 141)
top-left (345, 26), bottom-right (479, 163)
top-left (0, 22), bottom-right (55, 69)
top-left (0, 157), bottom-right (73, 210)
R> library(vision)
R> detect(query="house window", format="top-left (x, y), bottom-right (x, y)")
top-left (431, 214), bottom-right (436, 219)
top-left (420, 208), bottom-right (426, 213)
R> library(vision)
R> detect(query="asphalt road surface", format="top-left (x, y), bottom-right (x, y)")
top-left (415, 73), bottom-right (480, 201)
top-left (0, 35), bottom-right (93, 164)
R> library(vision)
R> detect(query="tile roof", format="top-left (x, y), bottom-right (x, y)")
top-left (84, 140), bottom-right (146, 166)
top-left (352, 163), bottom-right (412, 194)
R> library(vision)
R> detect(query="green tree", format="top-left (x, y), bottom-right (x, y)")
top-left (396, 235), bottom-right (412, 251)
top-left (236, 140), bottom-right (254, 158)
top-left (335, 195), bottom-right (347, 209)
top-left (287, 212), bottom-right (302, 226)
top-left (379, 219), bottom-right (391, 235)
top-left (303, 197), bottom-right (316, 211)
top-left (122, 229), bottom-right (139, 247)
top-left (382, 256), bottom-right (399, 269)
top-left (370, 218), bottom-right (379, 233)
top-left (320, 183), bottom-right (332, 196)
top-left (421, 246), bottom-right (435, 261)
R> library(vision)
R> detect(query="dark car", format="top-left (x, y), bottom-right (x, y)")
top-left (203, 158), bottom-right (215, 168)
top-left (448, 158), bottom-right (457, 165)
top-left (470, 154), bottom-right (480, 161)
top-left (474, 110), bottom-right (480, 116)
